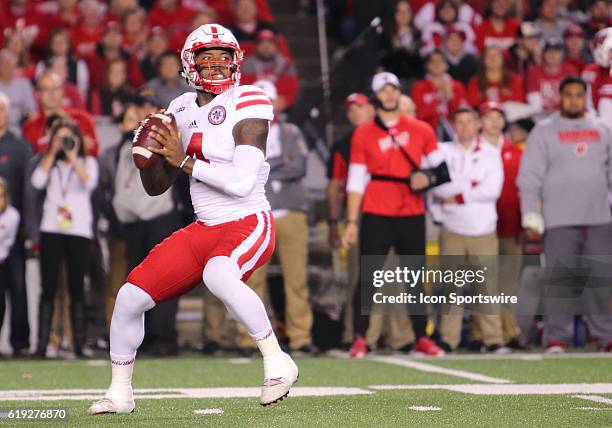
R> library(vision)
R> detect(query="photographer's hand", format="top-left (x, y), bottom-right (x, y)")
top-left (66, 144), bottom-right (90, 183)
top-left (39, 137), bottom-right (63, 172)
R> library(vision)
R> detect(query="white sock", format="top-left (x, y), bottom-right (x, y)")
top-left (108, 353), bottom-right (135, 394)
top-left (254, 327), bottom-right (282, 359)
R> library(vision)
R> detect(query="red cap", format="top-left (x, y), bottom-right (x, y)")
top-left (446, 24), bottom-right (466, 41)
top-left (564, 23), bottom-right (585, 38)
top-left (345, 92), bottom-right (369, 108)
top-left (256, 29), bottom-right (277, 43)
top-left (479, 101), bottom-right (504, 116)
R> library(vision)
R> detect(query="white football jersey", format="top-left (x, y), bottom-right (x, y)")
top-left (167, 85), bottom-right (274, 225)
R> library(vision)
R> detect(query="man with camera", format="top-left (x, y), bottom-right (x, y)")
top-left (341, 72), bottom-right (448, 358)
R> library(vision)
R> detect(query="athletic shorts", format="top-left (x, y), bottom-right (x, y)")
top-left (127, 210), bottom-right (275, 303)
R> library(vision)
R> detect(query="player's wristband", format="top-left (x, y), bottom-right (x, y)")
top-left (179, 155), bottom-right (191, 170)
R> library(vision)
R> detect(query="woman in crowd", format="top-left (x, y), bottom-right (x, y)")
top-left (379, 0), bottom-right (423, 85)
top-left (35, 28), bottom-right (90, 102)
top-left (88, 59), bottom-right (133, 119)
top-left (31, 119), bottom-right (98, 358)
top-left (466, 45), bottom-right (524, 107)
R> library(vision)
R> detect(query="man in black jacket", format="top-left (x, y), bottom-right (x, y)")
top-left (0, 92), bottom-right (32, 356)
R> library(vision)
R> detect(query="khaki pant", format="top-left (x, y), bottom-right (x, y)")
top-left (438, 228), bottom-right (504, 349)
top-left (366, 312), bottom-right (415, 349)
top-left (497, 237), bottom-right (521, 342)
top-left (236, 211), bottom-right (313, 350)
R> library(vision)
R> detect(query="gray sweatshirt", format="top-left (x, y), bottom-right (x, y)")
top-left (265, 122), bottom-right (308, 212)
top-left (517, 112), bottom-right (612, 229)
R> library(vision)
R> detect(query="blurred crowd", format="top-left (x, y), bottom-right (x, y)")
top-left (0, 0), bottom-right (611, 359)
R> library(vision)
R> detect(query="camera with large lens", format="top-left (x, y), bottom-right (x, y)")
top-left (62, 136), bottom-right (75, 151)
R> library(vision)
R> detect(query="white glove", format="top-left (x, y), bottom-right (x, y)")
top-left (522, 212), bottom-right (544, 234)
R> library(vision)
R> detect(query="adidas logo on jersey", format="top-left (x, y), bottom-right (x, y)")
top-left (188, 120), bottom-right (198, 128)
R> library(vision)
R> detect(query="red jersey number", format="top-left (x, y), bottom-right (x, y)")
top-left (186, 132), bottom-right (210, 163)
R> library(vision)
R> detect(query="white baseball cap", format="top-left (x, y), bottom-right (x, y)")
top-left (371, 72), bottom-right (400, 93)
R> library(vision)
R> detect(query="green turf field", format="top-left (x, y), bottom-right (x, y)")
top-left (1, 353), bottom-right (612, 427)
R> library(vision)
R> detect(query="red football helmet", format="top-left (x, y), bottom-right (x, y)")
top-left (181, 24), bottom-right (244, 95)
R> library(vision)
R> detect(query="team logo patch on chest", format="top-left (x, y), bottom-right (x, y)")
top-left (208, 106), bottom-right (226, 125)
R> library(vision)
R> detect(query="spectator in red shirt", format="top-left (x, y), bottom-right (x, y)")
top-left (0, 0), bottom-right (47, 53)
top-left (22, 72), bottom-right (99, 156)
top-left (342, 72), bottom-right (445, 358)
top-left (71, 0), bottom-right (106, 60)
top-left (147, 0), bottom-right (194, 39)
top-left (563, 24), bottom-right (591, 75)
top-left (327, 93), bottom-right (374, 248)
top-left (139, 26), bottom-right (169, 81)
top-left (34, 28), bottom-right (90, 101)
top-left (89, 59), bottom-right (133, 119)
top-left (526, 37), bottom-right (578, 115)
top-left (419, 0), bottom-right (476, 56)
top-left (168, 7), bottom-right (218, 53)
top-left (41, 57), bottom-right (86, 110)
top-left (466, 46), bottom-right (524, 107)
top-left (478, 101), bottom-right (524, 349)
top-left (206, 0), bottom-right (273, 25)
top-left (122, 7), bottom-right (148, 60)
top-left (506, 21), bottom-right (542, 79)
top-left (474, 0), bottom-right (521, 52)
top-left (229, 0), bottom-right (292, 60)
top-left (47, 0), bottom-right (80, 31)
top-left (412, 49), bottom-right (467, 139)
top-left (582, 28), bottom-right (612, 121)
top-left (87, 21), bottom-right (144, 92)
top-left (240, 29), bottom-right (298, 112)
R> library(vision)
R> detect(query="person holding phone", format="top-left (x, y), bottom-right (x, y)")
top-left (31, 119), bottom-right (98, 358)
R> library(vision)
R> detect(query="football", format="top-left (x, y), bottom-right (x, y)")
top-left (132, 113), bottom-right (177, 169)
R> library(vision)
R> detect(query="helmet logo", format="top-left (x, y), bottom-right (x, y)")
top-left (204, 25), bottom-right (223, 39)
top-left (208, 106), bottom-right (226, 125)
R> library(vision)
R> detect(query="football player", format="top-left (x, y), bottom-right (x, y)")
top-left (89, 24), bottom-right (298, 414)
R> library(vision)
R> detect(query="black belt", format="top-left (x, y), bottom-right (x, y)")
top-left (370, 174), bottom-right (409, 183)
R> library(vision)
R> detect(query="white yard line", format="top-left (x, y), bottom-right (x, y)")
top-left (0, 387), bottom-right (373, 401)
top-left (371, 383), bottom-right (612, 395)
top-left (370, 356), bottom-right (511, 384)
top-left (572, 395), bottom-right (612, 405)
top-left (194, 408), bottom-right (224, 415)
top-left (409, 406), bottom-right (442, 411)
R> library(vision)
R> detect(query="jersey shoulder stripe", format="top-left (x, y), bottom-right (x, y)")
top-left (236, 98), bottom-right (273, 111)
top-left (239, 90), bottom-right (267, 98)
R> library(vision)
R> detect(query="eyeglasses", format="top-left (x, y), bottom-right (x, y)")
top-left (38, 86), bottom-right (62, 92)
